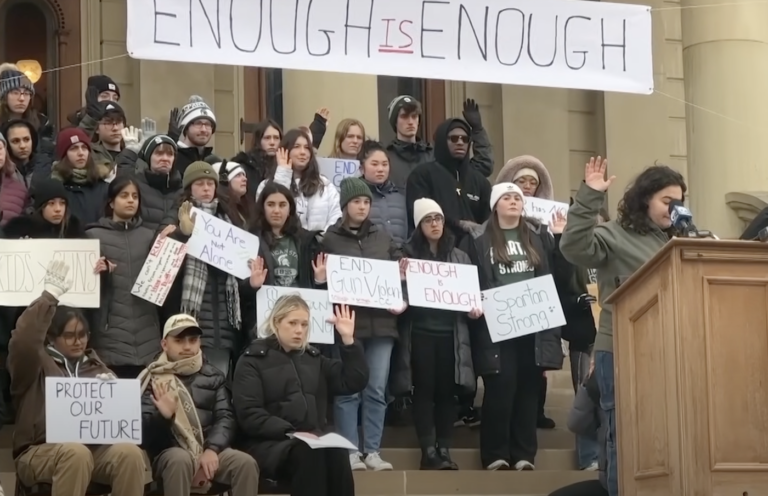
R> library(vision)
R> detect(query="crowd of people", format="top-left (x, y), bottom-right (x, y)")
top-left (0, 60), bottom-right (695, 496)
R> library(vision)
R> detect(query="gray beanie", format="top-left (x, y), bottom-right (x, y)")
top-left (386, 95), bottom-right (421, 131)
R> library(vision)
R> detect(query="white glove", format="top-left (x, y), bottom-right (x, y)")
top-left (96, 373), bottom-right (117, 381)
top-left (121, 126), bottom-right (143, 152)
top-left (43, 260), bottom-right (71, 300)
top-left (141, 118), bottom-right (157, 141)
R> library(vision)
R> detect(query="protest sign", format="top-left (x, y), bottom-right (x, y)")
top-left (406, 259), bottom-right (481, 312)
top-left (126, 0), bottom-right (653, 94)
top-left (317, 158), bottom-right (360, 188)
top-left (0, 239), bottom-right (100, 307)
top-left (256, 286), bottom-right (335, 345)
top-left (186, 208), bottom-right (261, 279)
top-left (45, 377), bottom-right (142, 445)
top-left (131, 237), bottom-right (187, 306)
top-left (482, 274), bottom-right (566, 343)
top-left (289, 432), bottom-right (358, 450)
top-left (524, 197), bottom-right (569, 226)
top-left (327, 255), bottom-right (403, 310)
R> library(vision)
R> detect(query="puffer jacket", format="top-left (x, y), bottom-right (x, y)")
top-left (51, 162), bottom-right (111, 226)
top-left (0, 170), bottom-right (29, 225)
top-left (461, 220), bottom-right (570, 374)
top-left (256, 165), bottom-right (341, 232)
top-left (141, 361), bottom-right (235, 461)
top-left (321, 219), bottom-right (402, 340)
top-left (385, 139), bottom-right (434, 190)
top-left (232, 335), bottom-right (368, 477)
top-left (116, 150), bottom-right (182, 232)
top-left (366, 179), bottom-right (408, 246)
top-left (85, 217), bottom-right (161, 367)
top-left (389, 244), bottom-right (475, 396)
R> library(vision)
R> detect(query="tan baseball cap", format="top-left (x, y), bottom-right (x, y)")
top-left (163, 314), bottom-right (202, 339)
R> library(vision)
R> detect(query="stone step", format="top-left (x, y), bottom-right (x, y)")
top-left (380, 447), bottom-right (576, 470)
top-left (381, 426), bottom-right (575, 450)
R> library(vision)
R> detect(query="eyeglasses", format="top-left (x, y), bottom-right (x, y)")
top-left (9, 89), bottom-right (32, 99)
top-left (61, 331), bottom-right (89, 345)
top-left (190, 121), bottom-right (213, 129)
top-left (100, 119), bottom-right (123, 128)
top-left (449, 135), bottom-right (469, 144)
top-left (421, 215), bottom-right (445, 225)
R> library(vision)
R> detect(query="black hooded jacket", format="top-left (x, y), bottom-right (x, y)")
top-left (405, 119), bottom-right (491, 243)
top-left (0, 119), bottom-right (52, 190)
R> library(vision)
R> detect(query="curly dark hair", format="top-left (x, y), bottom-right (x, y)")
top-left (616, 165), bottom-right (687, 234)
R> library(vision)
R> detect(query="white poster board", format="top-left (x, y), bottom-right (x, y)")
top-left (289, 432), bottom-right (358, 450)
top-left (481, 274), bottom-right (566, 343)
top-left (186, 208), bottom-right (260, 279)
top-left (256, 286), bottom-right (335, 345)
top-left (327, 255), bottom-right (403, 310)
top-left (524, 197), bottom-right (569, 226)
top-left (126, 0), bottom-right (653, 94)
top-left (0, 239), bottom-right (100, 307)
top-left (45, 377), bottom-right (142, 445)
top-left (317, 158), bottom-right (360, 188)
top-left (405, 259), bottom-right (481, 312)
top-left (131, 237), bottom-right (187, 306)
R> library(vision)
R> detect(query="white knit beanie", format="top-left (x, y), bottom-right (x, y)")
top-left (490, 183), bottom-right (525, 211)
top-left (211, 160), bottom-right (245, 184)
top-left (179, 95), bottom-right (217, 134)
top-left (413, 198), bottom-right (443, 226)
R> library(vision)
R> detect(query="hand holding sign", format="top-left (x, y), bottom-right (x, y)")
top-left (398, 258), bottom-right (409, 281)
top-left (585, 156), bottom-right (614, 192)
top-left (159, 224), bottom-right (176, 239)
top-left (328, 305), bottom-right (355, 345)
top-left (178, 201), bottom-right (197, 236)
top-left (43, 260), bottom-right (71, 301)
top-left (151, 382), bottom-right (177, 419)
top-left (248, 257), bottom-right (268, 289)
top-left (468, 307), bottom-right (484, 320)
top-left (312, 253), bottom-right (328, 283)
top-left (93, 257), bottom-right (116, 275)
top-left (276, 148), bottom-right (291, 168)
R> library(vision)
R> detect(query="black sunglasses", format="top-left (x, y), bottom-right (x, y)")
top-left (449, 135), bottom-right (469, 144)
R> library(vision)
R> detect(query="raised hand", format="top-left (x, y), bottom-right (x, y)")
top-left (462, 98), bottom-right (483, 130)
top-left (141, 118), bottom-right (158, 140)
top-left (248, 257), bottom-right (268, 288)
top-left (168, 108), bottom-right (181, 137)
top-left (276, 148), bottom-right (291, 168)
top-left (121, 126), bottom-right (142, 151)
top-left (44, 260), bottom-right (71, 300)
top-left (151, 381), bottom-right (178, 419)
top-left (85, 86), bottom-right (103, 120)
top-left (584, 156), bottom-right (614, 192)
top-left (316, 107), bottom-right (330, 121)
top-left (178, 201), bottom-right (197, 236)
top-left (549, 210), bottom-right (567, 234)
top-left (312, 253), bottom-right (327, 283)
top-left (330, 305), bottom-right (355, 344)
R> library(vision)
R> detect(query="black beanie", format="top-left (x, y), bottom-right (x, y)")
top-left (87, 75), bottom-right (120, 98)
top-left (33, 179), bottom-right (69, 210)
top-left (138, 134), bottom-right (177, 163)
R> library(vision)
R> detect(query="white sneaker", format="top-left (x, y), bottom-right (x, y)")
top-left (514, 460), bottom-right (535, 471)
top-left (583, 461), bottom-right (599, 471)
top-left (364, 452), bottom-right (394, 471)
top-left (349, 452), bottom-right (367, 471)
top-left (486, 459), bottom-right (510, 471)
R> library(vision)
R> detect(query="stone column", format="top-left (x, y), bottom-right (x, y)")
top-left (682, 0), bottom-right (768, 237)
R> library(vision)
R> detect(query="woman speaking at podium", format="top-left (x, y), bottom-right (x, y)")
top-left (558, 157), bottom-right (686, 496)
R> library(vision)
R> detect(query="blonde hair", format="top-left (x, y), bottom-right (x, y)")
top-left (330, 118), bottom-right (366, 158)
top-left (259, 294), bottom-right (311, 350)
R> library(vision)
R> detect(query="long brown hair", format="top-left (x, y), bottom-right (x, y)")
top-left (270, 128), bottom-right (324, 197)
top-left (54, 154), bottom-right (103, 184)
top-left (488, 214), bottom-right (542, 268)
top-left (330, 118), bottom-right (366, 158)
top-left (0, 97), bottom-right (40, 130)
top-left (218, 184), bottom-right (257, 231)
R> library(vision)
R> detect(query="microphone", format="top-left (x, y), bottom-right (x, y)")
top-left (669, 200), bottom-right (697, 235)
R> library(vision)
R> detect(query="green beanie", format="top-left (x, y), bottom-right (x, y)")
top-left (339, 177), bottom-right (372, 209)
top-left (183, 161), bottom-right (219, 189)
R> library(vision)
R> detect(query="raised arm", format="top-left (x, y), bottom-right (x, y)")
top-left (323, 305), bottom-right (369, 395)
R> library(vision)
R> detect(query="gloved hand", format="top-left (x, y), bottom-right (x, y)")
top-left (168, 108), bottom-right (181, 138)
top-left (178, 201), bottom-right (197, 236)
top-left (141, 118), bottom-right (158, 140)
top-left (96, 373), bottom-right (117, 381)
top-left (462, 98), bottom-right (483, 130)
top-left (44, 260), bottom-right (72, 301)
top-left (577, 293), bottom-right (597, 308)
top-left (121, 126), bottom-right (142, 152)
top-left (85, 86), bottom-right (103, 121)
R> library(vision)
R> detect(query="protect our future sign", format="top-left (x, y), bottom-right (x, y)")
top-left (126, 0), bottom-right (653, 95)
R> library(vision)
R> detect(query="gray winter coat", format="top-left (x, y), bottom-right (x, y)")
top-left (116, 150), bottom-right (182, 232)
top-left (390, 246), bottom-right (475, 396)
top-left (366, 180), bottom-right (408, 247)
top-left (85, 217), bottom-right (162, 367)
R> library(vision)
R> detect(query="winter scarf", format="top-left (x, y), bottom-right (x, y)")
top-left (138, 351), bottom-right (209, 492)
top-left (52, 167), bottom-right (90, 185)
top-left (180, 199), bottom-right (242, 331)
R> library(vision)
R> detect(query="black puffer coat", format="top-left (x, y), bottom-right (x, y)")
top-left (85, 217), bottom-right (161, 367)
top-left (231, 150), bottom-right (272, 198)
top-left (366, 180), bottom-right (408, 247)
top-left (141, 361), bottom-right (235, 461)
top-left (51, 162), bottom-right (111, 226)
top-left (232, 336), bottom-right (368, 477)
top-left (461, 221), bottom-right (571, 374)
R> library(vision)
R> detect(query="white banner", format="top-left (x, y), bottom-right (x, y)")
top-left (524, 197), bottom-right (569, 226)
top-left (405, 259), bottom-right (481, 312)
top-left (327, 255), bottom-right (403, 310)
top-left (45, 377), bottom-right (142, 445)
top-left (126, 0), bottom-right (653, 94)
top-left (256, 286), bottom-right (335, 345)
top-left (186, 208), bottom-right (261, 279)
top-left (317, 158), bottom-right (360, 188)
top-left (481, 274), bottom-right (566, 343)
top-left (131, 237), bottom-right (187, 306)
top-left (0, 239), bottom-right (100, 308)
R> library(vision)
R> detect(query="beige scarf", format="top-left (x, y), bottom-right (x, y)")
top-left (138, 351), bottom-right (210, 492)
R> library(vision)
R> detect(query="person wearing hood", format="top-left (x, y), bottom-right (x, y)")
top-left (0, 62), bottom-right (55, 159)
top-left (232, 119), bottom-right (283, 196)
top-left (85, 176), bottom-right (170, 379)
top-left (358, 139), bottom-right (408, 246)
top-left (0, 118), bottom-right (51, 188)
top-left (9, 261), bottom-right (151, 496)
top-left (406, 118), bottom-right (491, 245)
top-left (67, 75), bottom-right (120, 126)
top-left (0, 130), bottom-right (28, 225)
top-left (171, 96), bottom-right (217, 176)
top-left (2, 178), bottom-right (84, 239)
top-left (50, 127), bottom-right (110, 226)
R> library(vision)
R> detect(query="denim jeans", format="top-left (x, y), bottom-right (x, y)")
top-left (335, 337), bottom-right (394, 453)
top-left (569, 348), bottom-right (600, 469)
top-left (594, 350), bottom-right (618, 496)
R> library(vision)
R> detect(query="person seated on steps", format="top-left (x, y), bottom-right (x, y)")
top-left (138, 313), bottom-right (260, 496)
top-left (8, 260), bottom-right (151, 496)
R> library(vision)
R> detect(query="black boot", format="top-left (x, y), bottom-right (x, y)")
top-left (420, 446), bottom-right (451, 470)
top-left (437, 447), bottom-right (459, 470)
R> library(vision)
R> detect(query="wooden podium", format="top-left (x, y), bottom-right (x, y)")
top-left (605, 238), bottom-right (768, 496)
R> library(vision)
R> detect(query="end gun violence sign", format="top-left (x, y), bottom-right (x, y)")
top-left (127, 0), bottom-right (653, 94)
